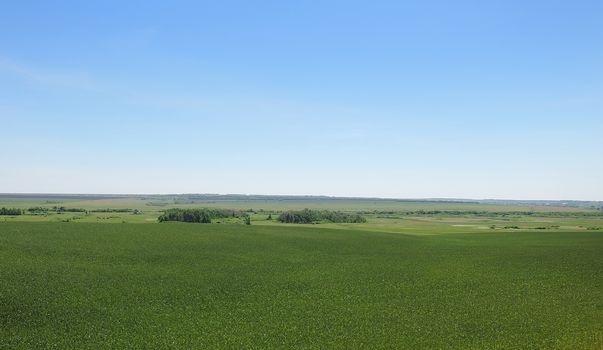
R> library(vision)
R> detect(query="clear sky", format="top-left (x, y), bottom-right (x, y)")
top-left (1, 1), bottom-right (602, 200)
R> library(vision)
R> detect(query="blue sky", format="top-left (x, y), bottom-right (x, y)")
top-left (1, 1), bottom-right (602, 200)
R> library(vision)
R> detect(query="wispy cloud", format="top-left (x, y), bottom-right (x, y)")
top-left (0, 56), bottom-right (380, 129)
top-left (0, 56), bottom-right (96, 89)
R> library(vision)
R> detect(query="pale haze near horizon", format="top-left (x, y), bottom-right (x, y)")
top-left (1, 1), bottom-right (602, 201)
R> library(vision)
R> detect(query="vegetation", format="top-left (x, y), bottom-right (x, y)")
top-left (0, 207), bottom-right (22, 215)
top-left (1, 196), bottom-right (603, 347)
top-left (90, 208), bottom-right (135, 213)
top-left (157, 208), bottom-right (365, 225)
top-left (1, 222), bottom-right (601, 348)
top-left (158, 208), bottom-right (212, 223)
top-left (27, 207), bottom-right (50, 213)
top-left (278, 209), bottom-right (367, 224)
top-left (158, 208), bottom-right (245, 223)
top-left (27, 206), bottom-right (88, 214)
top-left (369, 209), bottom-right (603, 218)
top-left (53, 206), bottom-right (87, 213)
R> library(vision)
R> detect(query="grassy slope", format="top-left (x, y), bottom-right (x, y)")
top-left (1, 222), bottom-right (601, 349)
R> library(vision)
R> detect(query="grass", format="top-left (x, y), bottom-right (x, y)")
top-left (2, 196), bottom-right (603, 232)
top-left (1, 222), bottom-right (602, 349)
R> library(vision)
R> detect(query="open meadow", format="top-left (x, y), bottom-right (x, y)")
top-left (1, 195), bottom-right (602, 348)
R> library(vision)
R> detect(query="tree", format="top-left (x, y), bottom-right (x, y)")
top-left (277, 209), bottom-right (366, 224)
top-left (0, 207), bottom-right (23, 216)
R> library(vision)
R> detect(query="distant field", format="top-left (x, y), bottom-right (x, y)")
top-left (1, 194), bottom-right (598, 213)
top-left (1, 222), bottom-right (601, 349)
top-left (1, 195), bottom-right (602, 233)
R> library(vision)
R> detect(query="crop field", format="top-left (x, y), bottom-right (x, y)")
top-left (1, 195), bottom-right (602, 349)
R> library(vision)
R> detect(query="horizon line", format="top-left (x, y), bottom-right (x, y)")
top-left (0, 192), bottom-right (601, 203)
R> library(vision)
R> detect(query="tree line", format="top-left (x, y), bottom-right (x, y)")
top-left (364, 210), bottom-right (603, 218)
top-left (158, 208), bottom-right (249, 223)
top-left (0, 207), bottom-right (23, 215)
top-left (278, 209), bottom-right (366, 224)
top-left (28, 206), bottom-right (87, 214)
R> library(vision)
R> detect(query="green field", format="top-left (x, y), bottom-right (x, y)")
top-left (1, 195), bottom-right (603, 348)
